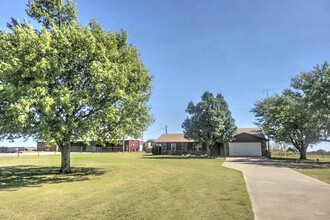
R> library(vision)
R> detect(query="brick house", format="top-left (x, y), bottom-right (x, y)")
top-left (155, 128), bottom-right (269, 156)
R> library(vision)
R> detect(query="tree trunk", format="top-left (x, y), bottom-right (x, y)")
top-left (206, 145), bottom-right (211, 157)
top-left (298, 147), bottom-right (307, 160)
top-left (59, 143), bottom-right (71, 174)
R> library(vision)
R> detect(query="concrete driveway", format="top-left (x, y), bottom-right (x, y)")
top-left (223, 157), bottom-right (330, 220)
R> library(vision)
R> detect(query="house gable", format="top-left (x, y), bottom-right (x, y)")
top-left (232, 132), bottom-right (266, 143)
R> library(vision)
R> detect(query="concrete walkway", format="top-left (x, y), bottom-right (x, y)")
top-left (223, 157), bottom-right (330, 220)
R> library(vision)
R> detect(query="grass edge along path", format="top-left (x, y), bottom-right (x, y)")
top-left (270, 154), bottom-right (330, 184)
top-left (293, 168), bottom-right (330, 184)
top-left (0, 153), bottom-right (253, 220)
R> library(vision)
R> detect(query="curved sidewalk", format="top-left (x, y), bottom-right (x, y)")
top-left (223, 157), bottom-right (330, 220)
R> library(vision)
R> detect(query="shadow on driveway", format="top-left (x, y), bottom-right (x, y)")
top-left (224, 157), bottom-right (330, 220)
top-left (226, 157), bottom-right (330, 169)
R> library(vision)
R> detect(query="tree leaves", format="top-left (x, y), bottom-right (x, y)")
top-left (26, 0), bottom-right (78, 29)
top-left (291, 62), bottom-right (330, 141)
top-left (182, 91), bottom-right (237, 154)
top-left (0, 1), bottom-right (153, 146)
top-left (251, 62), bottom-right (330, 159)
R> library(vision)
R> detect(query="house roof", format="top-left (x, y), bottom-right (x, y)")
top-left (235, 128), bottom-right (267, 140)
top-left (155, 128), bottom-right (267, 143)
top-left (155, 133), bottom-right (195, 143)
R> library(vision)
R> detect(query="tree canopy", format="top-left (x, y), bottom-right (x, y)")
top-left (251, 62), bottom-right (330, 159)
top-left (182, 91), bottom-right (236, 156)
top-left (0, 0), bottom-right (153, 173)
top-left (26, 0), bottom-right (78, 29)
top-left (291, 62), bottom-right (330, 142)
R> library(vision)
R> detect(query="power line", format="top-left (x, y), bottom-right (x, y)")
top-left (144, 128), bottom-right (164, 135)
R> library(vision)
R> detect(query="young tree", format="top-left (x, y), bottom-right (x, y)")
top-left (182, 91), bottom-right (236, 156)
top-left (0, 0), bottom-right (153, 173)
top-left (251, 90), bottom-right (324, 160)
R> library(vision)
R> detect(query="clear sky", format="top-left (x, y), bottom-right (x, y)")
top-left (0, 0), bottom-right (329, 150)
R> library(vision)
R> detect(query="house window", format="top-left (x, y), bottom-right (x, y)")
top-left (195, 144), bottom-right (202, 152)
top-left (181, 142), bottom-right (187, 152)
top-left (171, 143), bottom-right (176, 151)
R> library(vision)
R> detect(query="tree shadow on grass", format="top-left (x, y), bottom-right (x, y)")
top-left (271, 157), bottom-right (330, 169)
top-left (142, 155), bottom-right (217, 160)
top-left (0, 165), bottom-right (105, 191)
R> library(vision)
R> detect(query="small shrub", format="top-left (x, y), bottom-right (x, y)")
top-left (151, 146), bottom-right (161, 155)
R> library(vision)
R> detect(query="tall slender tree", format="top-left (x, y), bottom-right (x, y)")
top-left (0, 0), bottom-right (153, 173)
top-left (182, 91), bottom-right (236, 156)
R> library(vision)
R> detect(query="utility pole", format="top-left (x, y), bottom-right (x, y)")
top-left (165, 125), bottom-right (168, 134)
top-left (262, 88), bottom-right (275, 97)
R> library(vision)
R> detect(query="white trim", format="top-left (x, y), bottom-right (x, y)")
top-left (171, 143), bottom-right (176, 151)
top-left (229, 142), bottom-right (262, 156)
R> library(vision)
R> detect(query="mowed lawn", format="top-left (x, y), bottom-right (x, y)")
top-left (293, 168), bottom-right (330, 184)
top-left (271, 152), bottom-right (330, 184)
top-left (0, 153), bottom-right (252, 220)
top-left (293, 154), bottom-right (330, 184)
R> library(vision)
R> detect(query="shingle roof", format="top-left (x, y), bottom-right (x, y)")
top-left (155, 128), bottom-right (267, 143)
top-left (155, 133), bottom-right (195, 143)
top-left (235, 128), bottom-right (266, 139)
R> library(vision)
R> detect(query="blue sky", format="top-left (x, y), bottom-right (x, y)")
top-left (0, 0), bottom-right (329, 150)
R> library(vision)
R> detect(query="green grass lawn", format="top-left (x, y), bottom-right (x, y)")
top-left (0, 153), bottom-right (252, 220)
top-left (270, 151), bottom-right (330, 184)
top-left (271, 151), bottom-right (330, 162)
top-left (293, 168), bottom-right (330, 184)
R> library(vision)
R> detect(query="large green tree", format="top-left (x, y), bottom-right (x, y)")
top-left (291, 62), bottom-right (330, 142)
top-left (252, 62), bottom-right (330, 160)
top-left (0, 0), bottom-right (153, 173)
top-left (251, 90), bottom-right (323, 159)
top-left (182, 91), bottom-right (236, 156)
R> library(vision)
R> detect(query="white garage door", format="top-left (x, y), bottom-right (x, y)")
top-left (229, 142), bottom-right (262, 156)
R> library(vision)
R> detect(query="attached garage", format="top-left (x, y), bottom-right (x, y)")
top-left (229, 142), bottom-right (262, 156)
top-left (227, 128), bottom-right (269, 157)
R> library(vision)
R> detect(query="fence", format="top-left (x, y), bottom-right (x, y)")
top-left (70, 146), bottom-right (124, 153)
